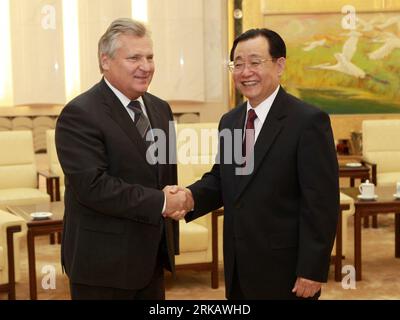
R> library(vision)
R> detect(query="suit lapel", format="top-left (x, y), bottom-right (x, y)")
top-left (230, 103), bottom-right (247, 194)
top-left (99, 79), bottom-right (150, 163)
top-left (234, 87), bottom-right (288, 201)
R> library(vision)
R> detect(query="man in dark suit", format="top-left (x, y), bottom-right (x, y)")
top-left (55, 18), bottom-right (192, 300)
top-left (169, 29), bottom-right (339, 299)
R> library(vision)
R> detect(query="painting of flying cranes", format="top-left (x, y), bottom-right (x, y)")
top-left (264, 12), bottom-right (400, 114)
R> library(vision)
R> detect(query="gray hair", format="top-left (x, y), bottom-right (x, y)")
top-left (98, 18), bottom-right (151, 73)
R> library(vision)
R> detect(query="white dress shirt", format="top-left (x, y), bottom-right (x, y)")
top-left (104, 77), bottom-right (148, 122)
top-left (244, 85), bottom-right (280, 142)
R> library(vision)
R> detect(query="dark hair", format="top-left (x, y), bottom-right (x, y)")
top-left (230, 28), bottom-right (286, 61)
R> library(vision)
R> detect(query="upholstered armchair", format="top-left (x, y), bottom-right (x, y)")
top-left (361, 120), bottom-right (400, 228)
top-left (0, 131), bottom-right (50, 209)
top-left (362, 120), bottom-right (400, 186)
top-left (175, 122), bottom-right (221, 288)
top-left (0, 209), bottom-right (27, 299)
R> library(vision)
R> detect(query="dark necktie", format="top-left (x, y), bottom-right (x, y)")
top-left (243, 108), bottom-right (257, 159)
top-left (127, 100), bottom-right (152, 145)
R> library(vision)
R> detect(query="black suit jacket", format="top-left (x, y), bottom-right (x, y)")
top-left (186, 87), bottom-right (339, 299)
top-left (55, 78), bottom-right (178, 290)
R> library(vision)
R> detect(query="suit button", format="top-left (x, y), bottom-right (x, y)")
top-left (235, 202), bottom-right (242, 209)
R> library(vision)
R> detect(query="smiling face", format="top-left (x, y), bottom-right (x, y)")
top-left (101, 34), bottom-right (154, 100)
top-left (232, 36), bottom-right (285, 107)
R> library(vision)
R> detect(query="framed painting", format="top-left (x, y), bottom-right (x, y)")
top-left (264, 11), bottom-right (400, 114)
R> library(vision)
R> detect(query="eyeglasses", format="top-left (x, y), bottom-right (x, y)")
top-left (228, 58), bottom-right (275, 73)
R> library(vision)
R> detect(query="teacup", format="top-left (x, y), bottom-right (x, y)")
top-left (359, 180), bottom-right (375, 198)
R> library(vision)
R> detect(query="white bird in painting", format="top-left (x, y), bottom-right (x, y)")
top-left (377, 15), bottom-right (400, 31)
top-left (309, 53), bottom-right (366, 78)
top-left (309, 53), bottom-right (388, 84)
top-left (356, 17), bottom-right (381, 32)
top-left (340, 30), bottom-right (362, 61)
top-left (303, 39), bottom-right (328, 51)
top-left (369, 32), bottom-right (400, 60)
top-left (309, 30), bottom-right (363, 78)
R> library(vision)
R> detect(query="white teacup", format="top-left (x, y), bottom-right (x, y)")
top-left (359, 180), bottom-right (375, 198)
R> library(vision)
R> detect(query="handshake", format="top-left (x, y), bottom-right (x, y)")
top-left (162, 185), bottom-right (194, 220)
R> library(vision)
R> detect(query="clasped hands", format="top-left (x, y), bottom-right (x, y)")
top-left (162, 185), bottom-right (194, 220)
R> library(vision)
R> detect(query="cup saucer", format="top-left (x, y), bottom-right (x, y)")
top-left (30, 212), bottom-right (53, 220)
top-left (393, 194), bottom-right (400, 199)
top-left (357, 194), bottom-right (378, 200)
top-left (346, 162), bottom-right (362, 167)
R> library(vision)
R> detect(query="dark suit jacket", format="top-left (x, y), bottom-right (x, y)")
top-left (55, 78), bottom-right (178, 290)
top-left (186, 87), bottom-right (339, 299)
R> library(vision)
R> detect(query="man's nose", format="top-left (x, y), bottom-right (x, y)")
top-left (241, 63), bottom-right (254, 75)
top-left (139, 59), bottom-right (153, 71)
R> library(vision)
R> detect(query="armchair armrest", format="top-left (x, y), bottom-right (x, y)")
top-left (361, 159), bottom-right (377, 185)
top-left (0, 211), bottom-right (27, 300)
top-left (37, 170), bottom-right (61, 201)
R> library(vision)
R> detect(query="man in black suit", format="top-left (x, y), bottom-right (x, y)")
top-left (169, 29), bottom-right (339, 299)
top-left (55, 18), bottom-right (192, 300)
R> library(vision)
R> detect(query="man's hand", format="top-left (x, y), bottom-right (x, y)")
top-left (292, 277), bottom-right (321, 298)
top-left (162, 185), bottom-right (194, 220)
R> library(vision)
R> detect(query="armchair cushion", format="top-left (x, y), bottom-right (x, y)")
top-left (0, 131), bottom-right (50, 208)
top-left (372, 172), bottom-right (400, 187)
top-left (0, 164), bottom-right (37, 189)
top-left (0, 130), bottom-right (37, 190)
top-left (0, 188), bottom-right (50, 207)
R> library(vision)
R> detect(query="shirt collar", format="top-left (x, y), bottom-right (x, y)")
top-left (104, 77), bottom-right (144, 108)
top-left (246, 85), bottom-right (280, 124)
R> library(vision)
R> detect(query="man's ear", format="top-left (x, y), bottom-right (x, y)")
top-left (276, 57), bottom-right (286, 77)
top-left (101, 53), bottom-right (111, 71)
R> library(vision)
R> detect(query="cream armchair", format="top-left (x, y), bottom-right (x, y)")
top-left (362, 120), bottom-right (400, 186)
top-left (362, 120), bottom-right (400, 228)
top-left (0, 209), bottom-right (27, 299)
top-left (0, 131), bottom-right (50, 209)
top-left (175, 122), bottom-right (221, 288)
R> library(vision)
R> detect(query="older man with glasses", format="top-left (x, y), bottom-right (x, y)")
top-left (169, 28), bottom-right (339, 300)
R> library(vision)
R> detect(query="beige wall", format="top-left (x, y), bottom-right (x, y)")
top-left (149, 0), bottom-right (230, 121)
top-left (1, 0), bottom-right (230, 123)
top-left (10, 0), bottom-right (66, 105)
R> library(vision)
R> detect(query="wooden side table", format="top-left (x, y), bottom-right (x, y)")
top-left (341, 187), bottom-right (400, 281)
top-left (6, 202), bottom-right (64, 300)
